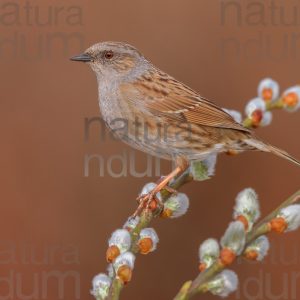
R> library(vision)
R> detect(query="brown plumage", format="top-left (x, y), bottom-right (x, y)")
top-left (71, 41), bottom-right (300, 172)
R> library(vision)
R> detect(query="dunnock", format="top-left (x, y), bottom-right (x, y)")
top-left (71, 41), bottom-right (299, 210)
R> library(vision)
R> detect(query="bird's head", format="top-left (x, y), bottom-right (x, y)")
top-left (70, 41), bottom-right (146, 80)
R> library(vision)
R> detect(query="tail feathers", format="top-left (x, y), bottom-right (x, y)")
top-left (244, 138), bottom-right (300, 167)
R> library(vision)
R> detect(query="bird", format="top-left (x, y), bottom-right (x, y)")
top-left (71, 41), bottom-right (300, 212)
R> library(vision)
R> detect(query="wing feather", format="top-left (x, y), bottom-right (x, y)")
top-left (120, 71), bottom-right (250, 133)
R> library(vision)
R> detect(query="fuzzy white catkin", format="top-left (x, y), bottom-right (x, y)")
top-left (282, 86), bottom-right (300, 112)
top-left (246, 235), bottom-right (270, 261)
top-left (233, 188), bottom-right (260, 230)
top-left (199, 238), bottom-right (220, 267)
top-left (164, 193), bottom-right (189, 218)
top-left (139, 228), bottom-right (159, 251)
top-left (203, 153), bottom-right (218, 177)
top-left (108, 229), bottom-right (131, 253)
top-left (257, 78), bottom-right (279, 101)
top-left (260, 111), bottom-right (273, 127)
top-left (207, 270), bottom-right (239, 298)
top-left (221, 221), bottom-right (246, 255)
top-left (91, 273), bottom-right (111, 299)
top-left (140, 182), bottom-right (162, 200)
top-left (113, 252), bottom-right (136, 272)
top-left (278, 205), bottom-right (300, 232)
top-left (107, 264), bottom-right (115, 278)
top-left (256, 236), bottom-right (270, 261)
top-left (245, 98), bottom-right (266, 117)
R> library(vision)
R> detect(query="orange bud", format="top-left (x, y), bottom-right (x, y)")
top-left (198, 262), bottom-right (207, 272)
top-left (148, 199), bottom-right (158, 211)
top-left (236, 215), bottom-right (249, 231)
top-left (283, 92), bottom-right (298, 108)
top-left (160, 208), bottom-right (173, 218)
top-left (220, 248), bottom-right (236, 266)
top-left (270, 217), bottom-right (288, 233)
top-left (138, 237), bottom-right (153, 254)
top-left (262, 88), bottom-right (273, 101)
top-left (106, 245), bottom-right (120, 263)
top-left (117, 265), bottom-right (132, 284)
top-left (244, 250), bottom-right (258, 261)
top-left (251, 109), bottom-right (263, 126)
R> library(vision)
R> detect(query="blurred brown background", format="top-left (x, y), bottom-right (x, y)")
top-left (1, 0), bottom-right (300, 299)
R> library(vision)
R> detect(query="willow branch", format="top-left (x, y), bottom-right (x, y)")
top-left (107, 169), bottom-right (193, 299)
top-left (174, 190), bottom-right (300, 300)
top-left (106, 96), bottom-right (289, 299)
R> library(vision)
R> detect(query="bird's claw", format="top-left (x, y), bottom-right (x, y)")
top-left (133, 191), bottom-right (162, 218)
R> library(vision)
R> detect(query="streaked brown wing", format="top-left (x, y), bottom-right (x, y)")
top-left (120, 72), bottom-right (250, 133)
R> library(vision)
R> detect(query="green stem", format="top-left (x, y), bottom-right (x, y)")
top-left (108, 279), bottom-right (123, 300)
top-left (107, 169), bottom-right (193, 299)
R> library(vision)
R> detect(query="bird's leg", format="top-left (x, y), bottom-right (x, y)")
top-left (133, 167), bottom-right (183, 218)
top-left (133, 157), bottom-right (189, 217)
top-left (145, 177), bottom-right (177, 194)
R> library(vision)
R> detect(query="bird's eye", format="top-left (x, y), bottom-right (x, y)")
top-left (104, 50), bottom-right (114, 59)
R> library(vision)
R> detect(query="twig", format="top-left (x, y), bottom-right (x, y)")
top-left (107, 169), bottom-right (193, 299)
top-left (174, 190), bottom-right (300, 300)
top-left (103, 93), bottom-right (296, 299)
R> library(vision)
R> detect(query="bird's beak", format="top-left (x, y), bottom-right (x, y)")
top-left (70, 53), bottom-right (92, 62)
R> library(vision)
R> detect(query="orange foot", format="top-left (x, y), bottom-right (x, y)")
top-left (133, 166), bottom-right (184, 217)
